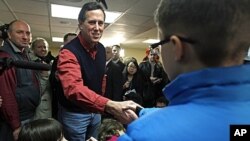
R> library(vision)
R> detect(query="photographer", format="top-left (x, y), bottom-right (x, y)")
top-left (0, 23), bottom-right (9, 46)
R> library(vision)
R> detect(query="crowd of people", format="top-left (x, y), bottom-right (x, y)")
top-left (1, 0), bottom-right (250, 141)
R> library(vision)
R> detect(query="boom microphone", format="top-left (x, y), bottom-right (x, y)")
top-left (0, 57), bottom-right (51, 71)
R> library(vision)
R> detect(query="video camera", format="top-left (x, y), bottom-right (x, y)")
top-left (0, 24), bottom-right (9, 40)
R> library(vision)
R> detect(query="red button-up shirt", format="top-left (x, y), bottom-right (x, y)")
top-left (57, 34), bottom-right (108, 113)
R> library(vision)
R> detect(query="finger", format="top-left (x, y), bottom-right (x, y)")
top-left (115, 111), bottom-right (133, 124)
top-left (124, 101), bottom-right (143, 111)
top-left (125, 109), bottom-right (138, 120)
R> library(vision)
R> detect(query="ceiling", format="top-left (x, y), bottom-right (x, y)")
top-left (0, 0), bottom-right (160, 49)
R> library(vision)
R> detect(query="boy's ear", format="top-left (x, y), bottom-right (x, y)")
top-left (170, 35), bottom-right (185, 61)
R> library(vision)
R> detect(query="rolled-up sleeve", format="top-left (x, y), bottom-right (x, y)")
top-left (57, 49), bottom-right (109, 112)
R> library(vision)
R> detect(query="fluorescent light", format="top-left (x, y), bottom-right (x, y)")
top-left (105, 11), bottom-right (122, 23)
top-left (143, 39), bottom-right (160, 44)
top-left (51, 4), bottom-right (122, 23)
top-left (52, 37), bottom-right (63, 42)
top-left (51, 4), bottom-right (80, 20)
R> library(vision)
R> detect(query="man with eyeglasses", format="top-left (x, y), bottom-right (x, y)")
top-left (119, 0), bottom-right (250, 141)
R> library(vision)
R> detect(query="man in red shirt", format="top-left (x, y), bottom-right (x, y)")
top-left (56, 2), bottom-right (138, 141)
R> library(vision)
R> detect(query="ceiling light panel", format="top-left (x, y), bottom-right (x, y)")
top-left (51, 4), bottom-right (122, 23)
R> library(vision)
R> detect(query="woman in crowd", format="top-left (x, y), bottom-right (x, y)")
top-left (122, 58), bottom-right (144, 105)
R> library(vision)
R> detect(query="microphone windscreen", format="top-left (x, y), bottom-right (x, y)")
top-left (11, 60), bottom-right (51, 71)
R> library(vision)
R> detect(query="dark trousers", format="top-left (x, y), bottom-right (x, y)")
top-left (0, 122), bottom-right (14, 141)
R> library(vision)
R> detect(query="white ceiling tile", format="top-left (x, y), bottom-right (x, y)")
top-left (115, 13), bottom-right (151, 26)
top-left (127, 0), bottom-right (161, 16)
top-left (102, 30), bottom-right (135, 39)
top-left (50, 0), bottom-right (92, 7)
top-left (142, 18), bottom-right (156, 28)
top-left (105, 0), bottom-right (139, 12)
top-left (6, 0), bottom-right (49, 16)
top-left (50, 18), bottom-right (78, 27)
top-left (50, 26), bottom-right (78, 35)
top-left (17, 13), bottom-right (49, 25)
top-left (0, 1), bottom-right (9, 11)
top-left (0, 10), bottom-right (16, 24)
top-left (32, 31), bottom-right (51, 39)
top-left (29, 23), bottom-right (50, 33)
top-left (106, 23), bottom-right (149, 35)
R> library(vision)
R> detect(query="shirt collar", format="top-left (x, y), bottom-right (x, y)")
top-left (77, 33), bottom-right (97, 59)
top-left (7, 39), bottom-right (25, 53)
top-left (106, 59), bottom-right (112, 66)
top-left (78, 33), bottom-right (97, 52)
top-left (113, 59), bottom-right (120, 64)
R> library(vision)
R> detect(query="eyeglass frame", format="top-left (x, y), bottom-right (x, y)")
top-left (150, 36), bottom-right (196, 49)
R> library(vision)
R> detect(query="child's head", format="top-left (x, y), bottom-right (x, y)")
top-left (98, 118), bottom-right (125, 141)
top-left (18, 118), bottom-right (66, 141)
top-left (155, 96), bottom-right (168, 108)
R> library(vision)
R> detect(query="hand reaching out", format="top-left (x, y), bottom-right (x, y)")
top-left (105, 100), bottom-right (142, 124)
top-left (124, 109), bottom-right (138, 120)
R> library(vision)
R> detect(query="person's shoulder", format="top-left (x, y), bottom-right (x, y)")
top-left (0, 50), bottom-right (11, 57)
top-left (96, 42), bottom-right (105, 51)
top-left (111, 61), bottom-right (121, 69)
top-left (118, 60), bottom-right (125, 65)
top-left (62, 37), bottom-right (80, 49)
top-left (139, 60), bottom-right (148, 66)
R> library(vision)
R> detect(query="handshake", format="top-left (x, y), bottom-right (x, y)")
top-left (105, 100), bottom-right (143, 124)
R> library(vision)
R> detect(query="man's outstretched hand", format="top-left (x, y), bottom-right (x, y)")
top-left (105, 100), bottom-right (142, 124)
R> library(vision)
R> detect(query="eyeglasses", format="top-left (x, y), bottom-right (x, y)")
top-left (150, 36), bottom-right (196, 49)
top-left (128, 65), bottom-right (137, 69)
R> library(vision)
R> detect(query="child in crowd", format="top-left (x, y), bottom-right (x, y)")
top-left (18, 118), bottom-right (67, 141)
top-left (98, 118), bottom-right (125, 141)
top-left (155, 96), bottom-right (169, 108)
